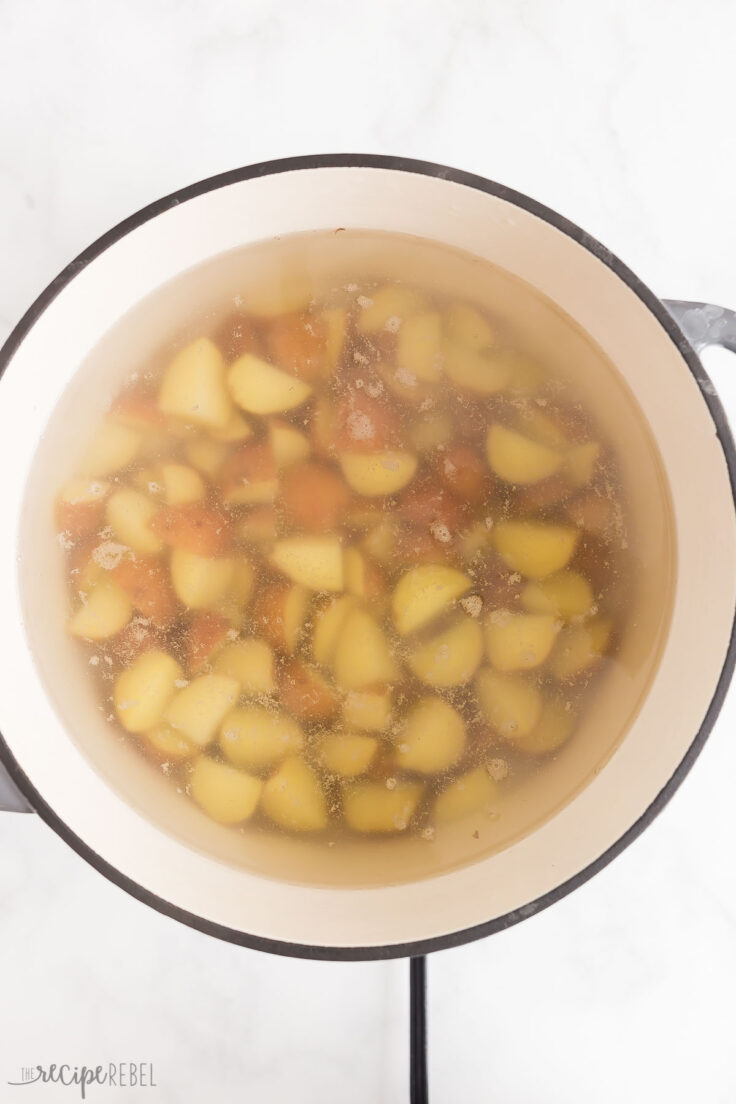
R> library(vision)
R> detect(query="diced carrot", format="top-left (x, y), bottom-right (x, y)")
top-left (111, 387), bottom-right (165, 430)
top-left (438, 443), bottom-right (488, 505)
top-left (280, 660), bottom-right (339, 722)
top-left (266, 312), bottom-right (328, 381)
top-left (211, 312), bottom-right (264, 360)
top-left (185, 611), bottom-right (230, 673)
top-left (280, 461), bottom-right (351, 531)
top-left (334, 390), bottom-right (401, 453)
top-left (57, 499), bottom-right (106, 542)
top-left (220, 439), bottom-right (278, 501)
top-left (111, 557), bottom-right (178, 625)
top-left (151, 504), bottom-right (233, 555)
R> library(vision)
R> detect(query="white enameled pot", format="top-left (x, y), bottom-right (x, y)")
top-left (0, 155), bottom-right (734, 960)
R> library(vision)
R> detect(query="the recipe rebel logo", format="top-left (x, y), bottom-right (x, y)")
top-left (7, 1063), bottom-right (157, 1098)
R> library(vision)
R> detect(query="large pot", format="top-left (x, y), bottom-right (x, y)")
top-left (0, 154), bottom-right (733, 960)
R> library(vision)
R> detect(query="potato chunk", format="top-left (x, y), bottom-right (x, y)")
top-left (566, 441), bottom-right (600, 487)
top-left (228, 353), bottom-right (312, 414)
top-left (78, 418), bottom-right (141, 477)
top-left (69, 577), bottom-right (132, 640)
top-left (164, 674), bottom-right (239, 747)
top-left (356, 285), bottom-right (425, 333)
top-left (114, 650), bottom-right (183, 733)
top-left (493, 521), bottom-right (579, 579)
top-left (160, 463), bottom-right (205, 505)
top-left (434, 767), bottom-right (497, 824)
top-left (158, 338), bottom-right (232, 429)
top-left (312, 595), bottom-right (357, 666)
top-left (443, 343), bottom-right (509, 395)
top-left (475, 668), bottom-right (542, 742)
top-left (270, 536), bottom-right (344, 592)
top-left (219, 706), bottom-right (303, 770)
top-left (343, 780), bottom-right (423, 833)
top-left (444, 303), bottom-right (495, 350)
top-left (408, 618), bottom-right (483, 687)
top-left (254, 583), bottom-right (310, 653)
top-left (106, 489), bottom-right (163, 555)
top-left (521, 570), bottom-right (594, 620)
top-left (185, 437), bottom-right (228, 478)
top-left (333, 608), bottom-right (399, 689)
top-left (484, 612), bottom-right (560, 671)
top-left (261, 757), bottom-right (327, 832)
top-left (268, 418), bottom-right (311, 468)
top-left (486, 424), bottom-right (563, 485)
top-left (395, 697), bottom-right (465, 773)
top-left (339, 451), bottom-right (418, 497)
top-left (213, 639), bottom-right (276, 696)
top-left (190, 757), bottom-right (262, 824)
top-left (143, 723), bottom-right (196, 763)
top-left (343, 688), bottom-right (392, 732)
top-left (392, 564), bottom-right (472, 636)
top-left (514, 700), bottom-right (575, 755)
top-left (320, 732), bottom-right (378, 777)
top-left (551, 617), bottom-right (612, 680)
top-left (396, 312), bottom-right (443, 382)
top-left (170, 548), bottom-right (235, 609)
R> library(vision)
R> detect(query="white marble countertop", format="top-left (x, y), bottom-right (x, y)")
top-left (2, 2), bottom-right (736, 1100)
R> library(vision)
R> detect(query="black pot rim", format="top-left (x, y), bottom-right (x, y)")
top-left (1, 153), bottom-right (734, 962)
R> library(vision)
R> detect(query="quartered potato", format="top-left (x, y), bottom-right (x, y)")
top-left (493, 520), bottom-right (579, 579)
top-left (551, 617), bottom-right (612, 681)
top-left (143, 723), bottom-right (196, 763)
top-left (159, 463), bottom-right (206, 505)
top-left (77, 417), bottom-right (141, 478)
top-left (484, 611), bottom-right (560, 671)
top-left (443, 343), bottom-right (509, 395)
top-left (164, 674), bottom-right (239, 747)
top-left (521, 570), bottom-right (594, 620)
top-left (396, 312), bottom-right (443, 382)
top-left (270, 536), bottom-right (344, 592)
top-left (475, 668), bottom-right (542, 741)
top-left (339, 451), bottom-right (418, 496)
top-left (114, 650), bottom-right (183, 733)
top-left (392, 564), bottom-right (472, 636)
top-left (566, 441), bottom-right (600, 487)
top-left (219, 706), bottom-right (303, 770)
top-left (185, 437), bottom-right (228, 478)
top-left (444, 303), bottom-right (495, 350)
top-left (395, 697), bottom-right (466, 774)
top-left (211, 410), bottom-right (253, 443)
top-left (486, 424), bottom-right (563, 485)
top-left (254, 583), bottom-right (310, 654)
top-left (312, 594), bottom-right (357, 666)
top-left (343, 687), bottom-right (392, 732)
top-left (106, 489), bottom-right (162, 555)
top-left (158, 338), bottom-right (232, 429)
top-left (69, 577), bottom-right (132, 640)
top-left (320, 732), bottom-right (378, 778)
top-left (333, 607), bottom-right (399, 689)
top-left (343, 780), bottom-right (424, 833)
top-left (269, 418), bottom-right (311, 467)
top-left (514, 700), bottom-right (575, 755)
top-left (228, 353), bottom-right (312, 414)
top-left (170, 548), bottom-right (235, 609)
top-left (322, 306), bottom-right (348, 374)
top-left (261, 757), bottom-right (327, 832)
top-left (434, 766), bottom-right (497, 824)
top-left (213, 638), bottom-right (276, 696)
top-left (189, 757), bottom-right (262, 824)
top-left (408, 618), bottom-right (484, 687)
top-left (356, 285), bottom-right (425, 333)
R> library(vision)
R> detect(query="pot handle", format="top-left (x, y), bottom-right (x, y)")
top-left (0, 758), bottom-right (32, 813)
top-left (663, 300), bottom-right (736, 353)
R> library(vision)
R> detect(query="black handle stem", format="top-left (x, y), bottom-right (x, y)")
top-left (410, 956), bottom-right (428, 1104)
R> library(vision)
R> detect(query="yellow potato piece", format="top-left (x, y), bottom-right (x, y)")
top-left (343, 780), bottom-right (423, 833)
top-left (228, 353), bottom-right (312, 415)
top-left (312, 595), bottom-right (358, 666)
top-left (143, 723), bottom-right (196, 762)
top-left (114, 650), bottom-right (183, 733)
top-left (493, 521), bottom-right (579, 579)
top-left (395, 696), bottom-right (466, 774)
top-left (170, 549), bottom-right (235, 609)
top-left (396, 311), bottom-right (443, 383)
top-left (320, 732), bottom-right (378, 777)
top-left (514, 700), bottom-right (576, 755)
top-left (409, 410), bottom-right (454, 453)
top-left (211, 410), bottom-right (253, 442)
top-left (164, 674), bottom-right (239, 747)
top-left (392, 564), bottom-right (472, 636)
top-left (223, 472), bottom-right (279, 507)
top-left (361, 520), bottom-right (398, 564)
top-left (185, 437), bottom-right (228, 478)
top-left (261, 757), bottom-right (327, 832)
top-left (443, 342), bottom-right (509, 395)
top-left (158, 337), bottom-right (232, 429)
top-left (356, 285), bottom-right (425, 333)
top-left (160, 463), bottom-right (205, 505)
top-left (344, 548), bottom-right (370, 599)
top-left (69, 578), bottom-right (132, 640)
top-left (408, 619), bottom-right (483, 687)
top-left (189, 757), bottom-right (262, 824)
top-left (499, 351), bottom-right (546, 394)
top-left (551, 617), bottom-right (612, 680)
top-left (322, 307), bottom-right (348, 374)
top-left (339, 451), bottom-right (418, 497)
top-left (434, 767), bottom-right (497, 824)
top-left (475, 668), bottom-right (542, 742)
top-left (518, 408), bottom-right (569, 448)
top-left (241, 274), bottom-right (313, 318)
top-left (333, 608), bottom-right (399, 689)
top-left (484, 612), bottom-right (560, 671)
top-left (270, 536), bottom-right (344, 592)
top-left (343, 688), bottom-right (392, 732)
top-left (219, 706), bottom-right (303, 770)
top-left (268, 418), bottom-right (311, 468)
top-left (77, 418), bottom-right (141, 478)
top-left (216, 560), bottom-right (255, 624)
top-left (106, 489), bottom-right (163, 555)
top-left (60, 478), bottom-right (110, 506)
top-left (213, 639), bottom-right (275, 696)
top-left (444, 303), bottom-right (495, 350)
top-left (486, 424), bottom-right (563, 485)
top-left (521, 570), bottom-right (594, 620)
top-left (565, 441), bottom-right (601, 487)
